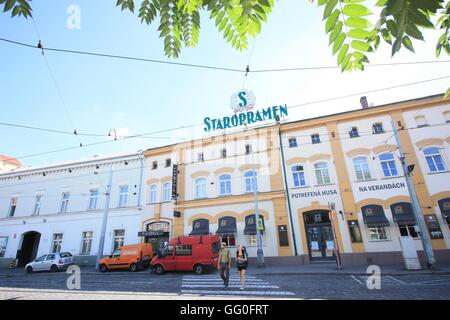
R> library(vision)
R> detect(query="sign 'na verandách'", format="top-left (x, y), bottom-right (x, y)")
top-left (203, 90), bottom-right (288, 132)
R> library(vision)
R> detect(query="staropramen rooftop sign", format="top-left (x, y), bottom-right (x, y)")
top-left (203, 90), bottom-right (288, 132)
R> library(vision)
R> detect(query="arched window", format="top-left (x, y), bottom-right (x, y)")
top-left (379, 153), bottom-right (398, 177)
top-left (162, 182), bottom-right (171, 201)
top-left (314, 162), bottom-right (331, 185)
top-left (195, 178), bottom-right (207, 198)
top-left (353, 157), bottom-right (371, 181)
top-left (292, 165), bottom-right (306, 187)
top-left (219, 174), bottom-right (232, 195)
top-left (244, 171), bottom-right (258, 192)
top-left (149, 184), bottom-right (157, 203)
top-left (424, 147), bottom-right (446, 172)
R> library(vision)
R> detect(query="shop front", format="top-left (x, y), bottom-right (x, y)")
top-left (140, 221), bottom-right (171, 254)
top-left (303, 211), bottom-right (335, 261)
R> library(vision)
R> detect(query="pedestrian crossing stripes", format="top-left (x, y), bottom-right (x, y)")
top-left (181, 274), bottom-right (295, 297)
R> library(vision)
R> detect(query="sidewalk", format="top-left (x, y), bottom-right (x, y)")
top-left (2, 263), bottom-right (450, 277)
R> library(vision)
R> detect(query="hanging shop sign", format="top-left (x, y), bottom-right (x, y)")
top-left (203, 90), bottom-right (288, 132)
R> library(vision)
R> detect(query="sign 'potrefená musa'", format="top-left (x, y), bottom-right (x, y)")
top-left (203, 90), bottom-right (288, 132)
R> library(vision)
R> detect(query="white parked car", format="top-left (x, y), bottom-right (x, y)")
top-left (25, 252), bottom-right (75, 273)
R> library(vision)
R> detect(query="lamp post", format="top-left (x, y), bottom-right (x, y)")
top-left (253, 167), bottom-right (265, 268)
top-left (95, 163), bottom-right (113, 270)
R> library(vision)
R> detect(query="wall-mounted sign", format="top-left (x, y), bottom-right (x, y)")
top-left (358, 182), bottom-right (405, 192)
top-left (171, 164), bottom-right (178, 200)
top-left (291, 189), bottom-right (338, 199)
top-left (138, 231), bottom-right (165, 237)
top-left (203, 90), bottom-right (287, 132)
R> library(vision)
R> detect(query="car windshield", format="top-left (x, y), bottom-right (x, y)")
top-left (60, 252), bottom-right (72, 258)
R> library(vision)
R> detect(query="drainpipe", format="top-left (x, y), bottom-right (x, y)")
top-left (277, 125), bottom-right (298, 256)
top-left (137, 150), bottom-right (144, 208)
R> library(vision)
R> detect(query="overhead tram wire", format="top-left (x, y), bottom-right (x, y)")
top-left (1, 37), bottom-right (450, 73)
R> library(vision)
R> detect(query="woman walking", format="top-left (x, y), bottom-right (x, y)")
top-left (236, 245), bottom-right (248, 290)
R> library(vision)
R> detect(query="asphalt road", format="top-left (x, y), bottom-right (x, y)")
top-left (1, 268), bottom-right (450, 300)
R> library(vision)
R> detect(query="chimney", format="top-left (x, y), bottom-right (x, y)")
top-left (360, 96), bottom-right (369, 109)
top-left (359, 96), bottom-right (369, 109)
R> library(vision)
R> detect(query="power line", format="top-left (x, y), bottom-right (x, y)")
top-left (2, 37), bottom-right (450, 73)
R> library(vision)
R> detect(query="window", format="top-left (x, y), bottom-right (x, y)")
top-left (245, 144), bottom-right (252, 154)
top-left (349, 127), bottom-right (359, 138)
top-left (36, 255), bottom-right (47, 262)
top-left (60, 192), bottom-right (70, 213)
top-left (46, 254), bottom-right (56, 261)
top-left (219, 174), bottom-right (232, 195)
top-left (175, 245), bottom-right (192, 256)
top-left (368, 226), bottom-right (388, 241)
top-left (353, 157), bottom-right (372, 181)
top-left (111, 249), bottom-right (121, 258)
top-left (314, 162), bottom-right (331, 185)
top-left (118, 185), bottom-right (128, 207)
top-left (81, 231), bottom-right (93, 255)
top-left (195, 178), bottom-right (207, 198)
top-left (165, 159), bottom-right (171, 167)
top-left (288, 138), bottom-right (297, 148)
top-left (149, 184), bottom-right (157, 203)
top-left (292, 165), bottom-right (306, 187)
top-left (8, 197), bottom-right (17, 217)
top-left (88, 189), bottom-right (99, 210)
top-left (113, 230), bottom-right (125, 251)
top-left (32, 194), bottom-right (42, 216)
top-left (198, 152), bottom-right (204, 162)
top-left (379, 153), bottom-right (398, 177)
top-left (348, 221), bottom-right (363, 243)
top-left (444, 111), bottom-right (450, 123)
top-left (221, 148), bottom-right (227, 158)
top-left (311, 134), bottom-right (321, 144)
top-left (399, 225), bottom-right (419, 238)
top-left (424, 147), bottom-right (446, 172)
top-left (0, 236), bottom-right (8, 258)
top-left (415, 115), bottom-right (428, 128)
top-left (372, 123), bottom-right (384, 134)
top-left (221, 234), bottom-right (236, 247)
top-left (52, 233), bottom-right (63, 253)
top-left (152, 161), bottom-right (158, 170)
top-left (163, 182), bottom-right (171, 201)
top-left (246, 234), bottom-right (266, 247)
top-left (245, 171), bottom-right (258, 192)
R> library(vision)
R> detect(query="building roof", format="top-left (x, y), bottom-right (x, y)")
top-left (0, 154), bottom-right (21, 167)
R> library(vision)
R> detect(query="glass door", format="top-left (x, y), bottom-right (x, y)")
top-left (306, 224), bottom-right (335, 260)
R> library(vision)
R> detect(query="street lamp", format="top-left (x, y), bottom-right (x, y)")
top-left (253, 167), bottom-right (265, 268)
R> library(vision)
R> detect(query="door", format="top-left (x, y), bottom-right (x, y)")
top-left (43, 254), bottom-right (56, 271)
top-left (108, 249), bottom-right (126, 269)
top-left (33, 255), bottom-right (47, 271)
top-left (306, 225), bottom-right (335, 260)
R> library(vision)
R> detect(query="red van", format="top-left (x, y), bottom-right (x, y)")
top-left (150, 234), bottom-right (220, 275)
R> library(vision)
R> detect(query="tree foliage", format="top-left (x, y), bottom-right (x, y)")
top-left (2, 0), bottom-right (450, 83)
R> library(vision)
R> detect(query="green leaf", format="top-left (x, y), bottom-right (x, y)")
top-left (3, 0), bottom-right (16, 12)
top-left (345, 17), bottom-right (373, 29)
top-left (325, 9), bottom-right (340, 33)
top-left (348, 28), bottom-right (371, 39)
top-left (392, 38), bottom-right (402, 56)
top-left (323, 0), bottom-right (338, 20)
top-left (342, 4), bottom-right (372, 17)
top-left (351, 39), bottom-right (371, 52)
top-left (402, 36), bottom-right (414, 53)
top-left (333, 32), bottom-right (346, 54)
top-left (445, 87), bottom-right (450, 99)
top-left (375, 0), bottom-right (388, 6)
top-left (337, 43), bottom-right (349, 64)
top-left (329, 21), bottom-right (343, 44)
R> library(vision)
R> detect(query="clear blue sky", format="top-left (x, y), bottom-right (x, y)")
top-left (1, 0), bottom-right (449, 167)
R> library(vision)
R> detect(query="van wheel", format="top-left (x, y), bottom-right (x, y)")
top-left (100, 264), bottom-right (108, 273)
top-left (194, 264), bottom-right (204, 275)
top-left (129, 263), bottom-right (137, 272)
top-left (26, 266), bottom-right (33, 274)
top-left (51, 265), bottom-right (58, 273)
top-left (154, 264), bottom-right (165, 275)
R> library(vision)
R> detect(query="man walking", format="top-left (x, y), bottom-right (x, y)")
top-left (218, 242), bottom-right (231, 288)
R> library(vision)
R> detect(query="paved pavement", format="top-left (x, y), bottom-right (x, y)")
top-left (1, 264), bottom-right (450, 300)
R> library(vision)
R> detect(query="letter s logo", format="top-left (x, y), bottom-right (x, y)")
top-left (238, 91), bottom-right (248, 107)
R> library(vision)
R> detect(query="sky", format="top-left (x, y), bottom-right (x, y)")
top-left (1, 0), bottom-right (449, 168)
